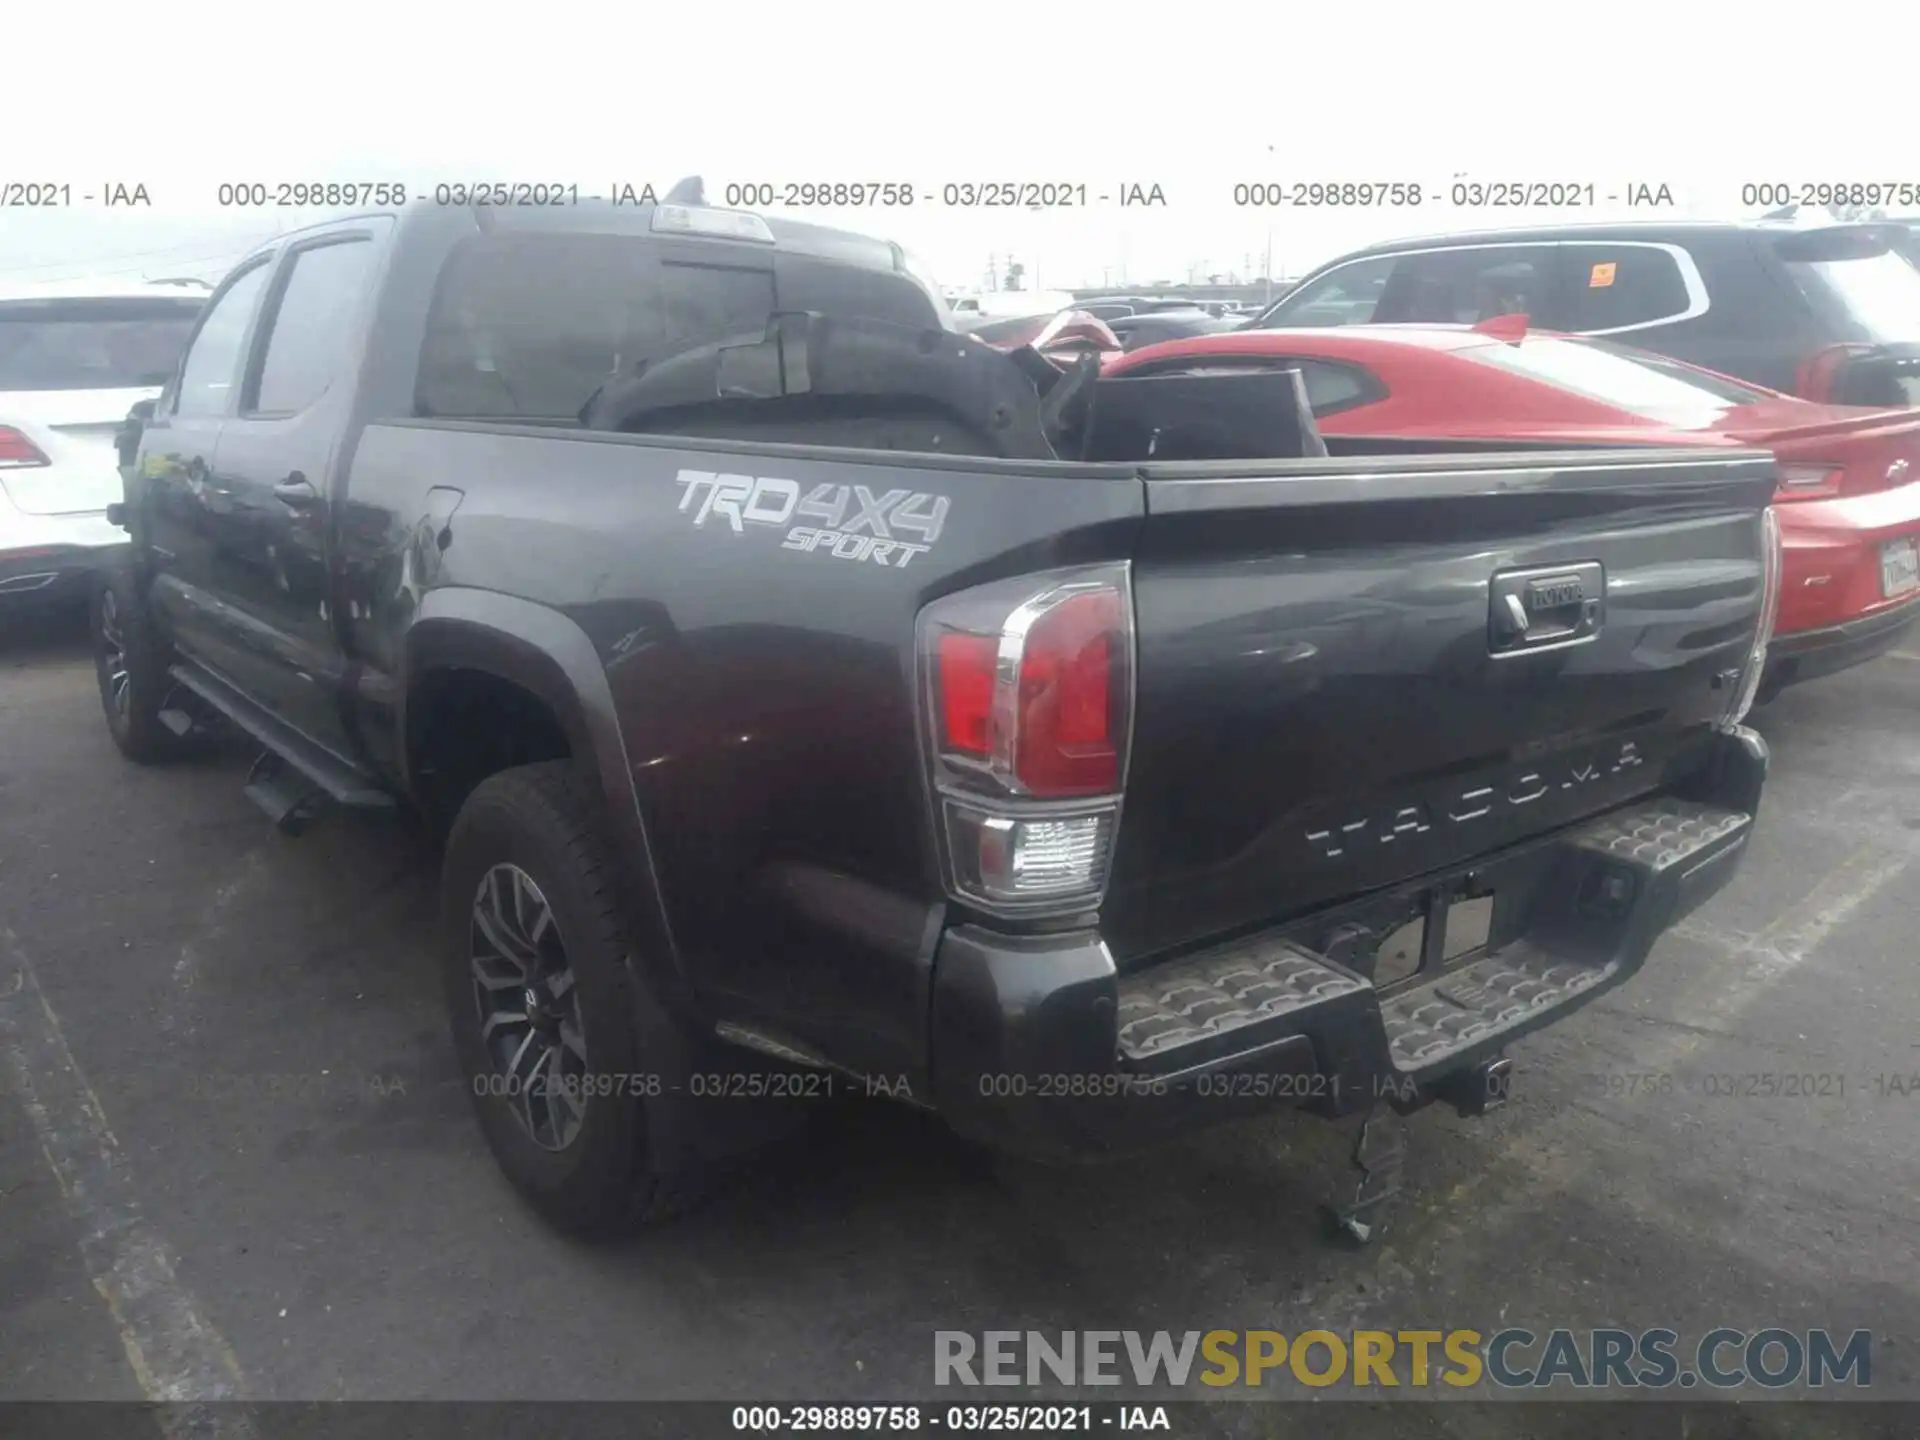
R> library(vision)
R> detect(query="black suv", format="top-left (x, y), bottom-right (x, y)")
top-left (1244, 217), bottom-right (1920, 407)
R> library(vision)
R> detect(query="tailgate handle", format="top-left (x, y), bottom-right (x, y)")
top-left (1489, 562), bottom-right (1604, 654)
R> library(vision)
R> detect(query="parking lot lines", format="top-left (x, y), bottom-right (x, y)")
top-left (0, 924), bottom-right (250, 1425)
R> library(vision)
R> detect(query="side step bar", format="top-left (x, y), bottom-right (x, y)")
top-left (166, 661), bottom-right (394, 813)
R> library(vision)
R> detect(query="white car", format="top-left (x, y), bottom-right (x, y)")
top-left (0, 278), bottom-right (208, 612)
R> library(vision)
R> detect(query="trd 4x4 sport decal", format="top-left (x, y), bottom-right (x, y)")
top-left (674, 469), bottom-right (951, 569)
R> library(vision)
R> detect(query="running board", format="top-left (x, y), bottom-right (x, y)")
top-left (166, 661), bottom-right (393, 810)
top-left (244, 751), bottom-right (327, 835)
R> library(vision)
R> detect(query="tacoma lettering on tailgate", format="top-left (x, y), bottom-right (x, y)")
top-left (674, 469), bottom-right (950, 569)
top-left (1306, 741), bottom-right (1645, 860)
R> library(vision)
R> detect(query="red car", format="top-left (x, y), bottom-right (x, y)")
top-left (966, 309), bottom-right (1126, 368)
top-left (1105, 319), bottom-right (1920, 699)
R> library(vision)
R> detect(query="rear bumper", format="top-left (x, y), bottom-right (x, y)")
top-left (0, 510), bottom-right (126, 601)
top-left (928, 726), bottom-right (1766, 1159)
top-left (1764, 591), bottom-right (1920, 691)
top-left (1774, 486), bottom-right (1920, 641)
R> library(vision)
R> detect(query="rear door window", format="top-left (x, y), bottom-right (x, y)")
top-left (1561, 245), bottom-right (1697, 332)
top-left (1375, 246), bottom-right (1564, 325)
top-left (248, 237), bottom-right (377, 416)
top-left (417, 234), bottom-right (776, 420)
top-left (0, 297), bottom-right (204, 393)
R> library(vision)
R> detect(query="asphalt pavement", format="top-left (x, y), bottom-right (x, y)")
top-left (4, 602), bottom-right (1919, 1436)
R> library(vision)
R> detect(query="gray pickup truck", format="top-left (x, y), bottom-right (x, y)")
top-left (99, 190), bottom-right (1778, 1238)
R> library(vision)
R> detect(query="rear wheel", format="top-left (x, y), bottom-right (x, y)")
top-left (441, 760), bottom-right (713, 1235)
top-left (92, 568), bottom-right (193, 763)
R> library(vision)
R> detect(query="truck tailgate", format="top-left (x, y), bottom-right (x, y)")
top-left (1100, 448), bottom-right (1779, 964)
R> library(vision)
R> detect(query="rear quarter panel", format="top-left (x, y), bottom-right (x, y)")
top-left (336, 423), bottom-right (1143, 1078)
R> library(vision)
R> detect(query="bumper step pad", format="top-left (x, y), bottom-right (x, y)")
top-left (1379, 943), bottom-right (1607, 1070)
top-left (1113, 795), bottom-right (1752, 1078)
top-left (1566, 798), bottom-right (1750, 872)
top-left (1116, 938), bottom-right (1366, 1064)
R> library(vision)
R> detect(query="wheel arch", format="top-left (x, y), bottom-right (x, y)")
top-left (400, 588), bottom-right (687, 1000)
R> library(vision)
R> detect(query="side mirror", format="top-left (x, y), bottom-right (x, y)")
top-left (106, 502), bottom-right (126, 528)
top-left (116, 399), bottom-right (156, 471)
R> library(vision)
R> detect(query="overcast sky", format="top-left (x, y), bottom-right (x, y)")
top-left (3, 1), bottom-right (1909, 290)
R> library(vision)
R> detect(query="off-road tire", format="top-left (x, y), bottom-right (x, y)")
top-left (441, 760), bottom-right (712, 1236)
top-left (92, 566), bottom-right (196, 763)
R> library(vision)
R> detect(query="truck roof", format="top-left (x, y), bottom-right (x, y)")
top-left (241, 198), bottom-right (909, 278)
top-left (1347, 214), bottom-right (1888, 256)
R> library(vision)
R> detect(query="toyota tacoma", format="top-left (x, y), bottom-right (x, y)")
top-left (97, 188), bottom-right (1779, 1238)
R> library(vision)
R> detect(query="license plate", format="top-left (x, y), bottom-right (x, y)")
top-left (1882, 538), bottom-right (1920, 599)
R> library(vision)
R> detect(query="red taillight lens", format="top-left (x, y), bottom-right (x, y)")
top-left (1793, 344), bottom-right (1872, 404)
top-left (927, 579), bottom-right (1130, 799)
top-left (1012, 588), bottom-right (1121, 795)
top-left (0, 426), bottom-right (50, 468)
top-left (918, 565), bottom-right (1134, 915)
top-left (937, 632), bottom-right (998, 757)
top-left (1774, 464), bottom-right (1844, 501)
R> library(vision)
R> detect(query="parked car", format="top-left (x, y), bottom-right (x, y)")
top-left (100, 194), bottom-right (1774, 1240)
top-left (1109, 319), bottom-right (1919, 698)
top-left (0, 279), bottom-right (208, 615)
top-left (1070, 296), bottom-right (1218, 322)
top-left (964, 309), bottom-right (1126, 367)
top-left (1884, 217), bottom-right (1920, 268)
top-left (1243, 217), bottom-right (1920, 408)
top-left (945, 289), bottom-right (1078, 330)
top-left (1105, 310), bottom-right (1243, 351)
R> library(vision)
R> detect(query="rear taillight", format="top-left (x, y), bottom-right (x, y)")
top-left (919, 563), bottom-right (1133, 915)
top-left (1793, 344), bottom-right (1873, 404)
top-left (1774, 464), bottom-right (1844, 501)
top-left (0, 426), bottom-right (50, 468)
top-left (1723, 507), bottom-right (1783, 728)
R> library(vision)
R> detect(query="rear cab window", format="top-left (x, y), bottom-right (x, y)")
top-left (1457, 335), bottom-right (1771, 424)
top-left (416, 227), bottom-right (943, 422)
top-left (417, 233), bottom-right (756, 421)
top-left (0, 297), bottom-right (204, 393)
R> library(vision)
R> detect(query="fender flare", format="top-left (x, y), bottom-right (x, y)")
top-left (401, 588), bottom-right (687, 1001)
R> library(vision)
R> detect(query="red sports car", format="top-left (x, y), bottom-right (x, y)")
top-left (1106, 319), bottom-right (1920, 699)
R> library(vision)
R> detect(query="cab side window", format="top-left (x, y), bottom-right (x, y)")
top-left (174, 263), bottom-right (272, 418)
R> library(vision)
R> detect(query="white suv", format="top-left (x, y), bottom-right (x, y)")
top-left (0, 278), bottom-right (208, 612)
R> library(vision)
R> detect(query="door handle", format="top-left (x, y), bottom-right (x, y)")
top-left (274, 474), bottom-right (320, 508)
